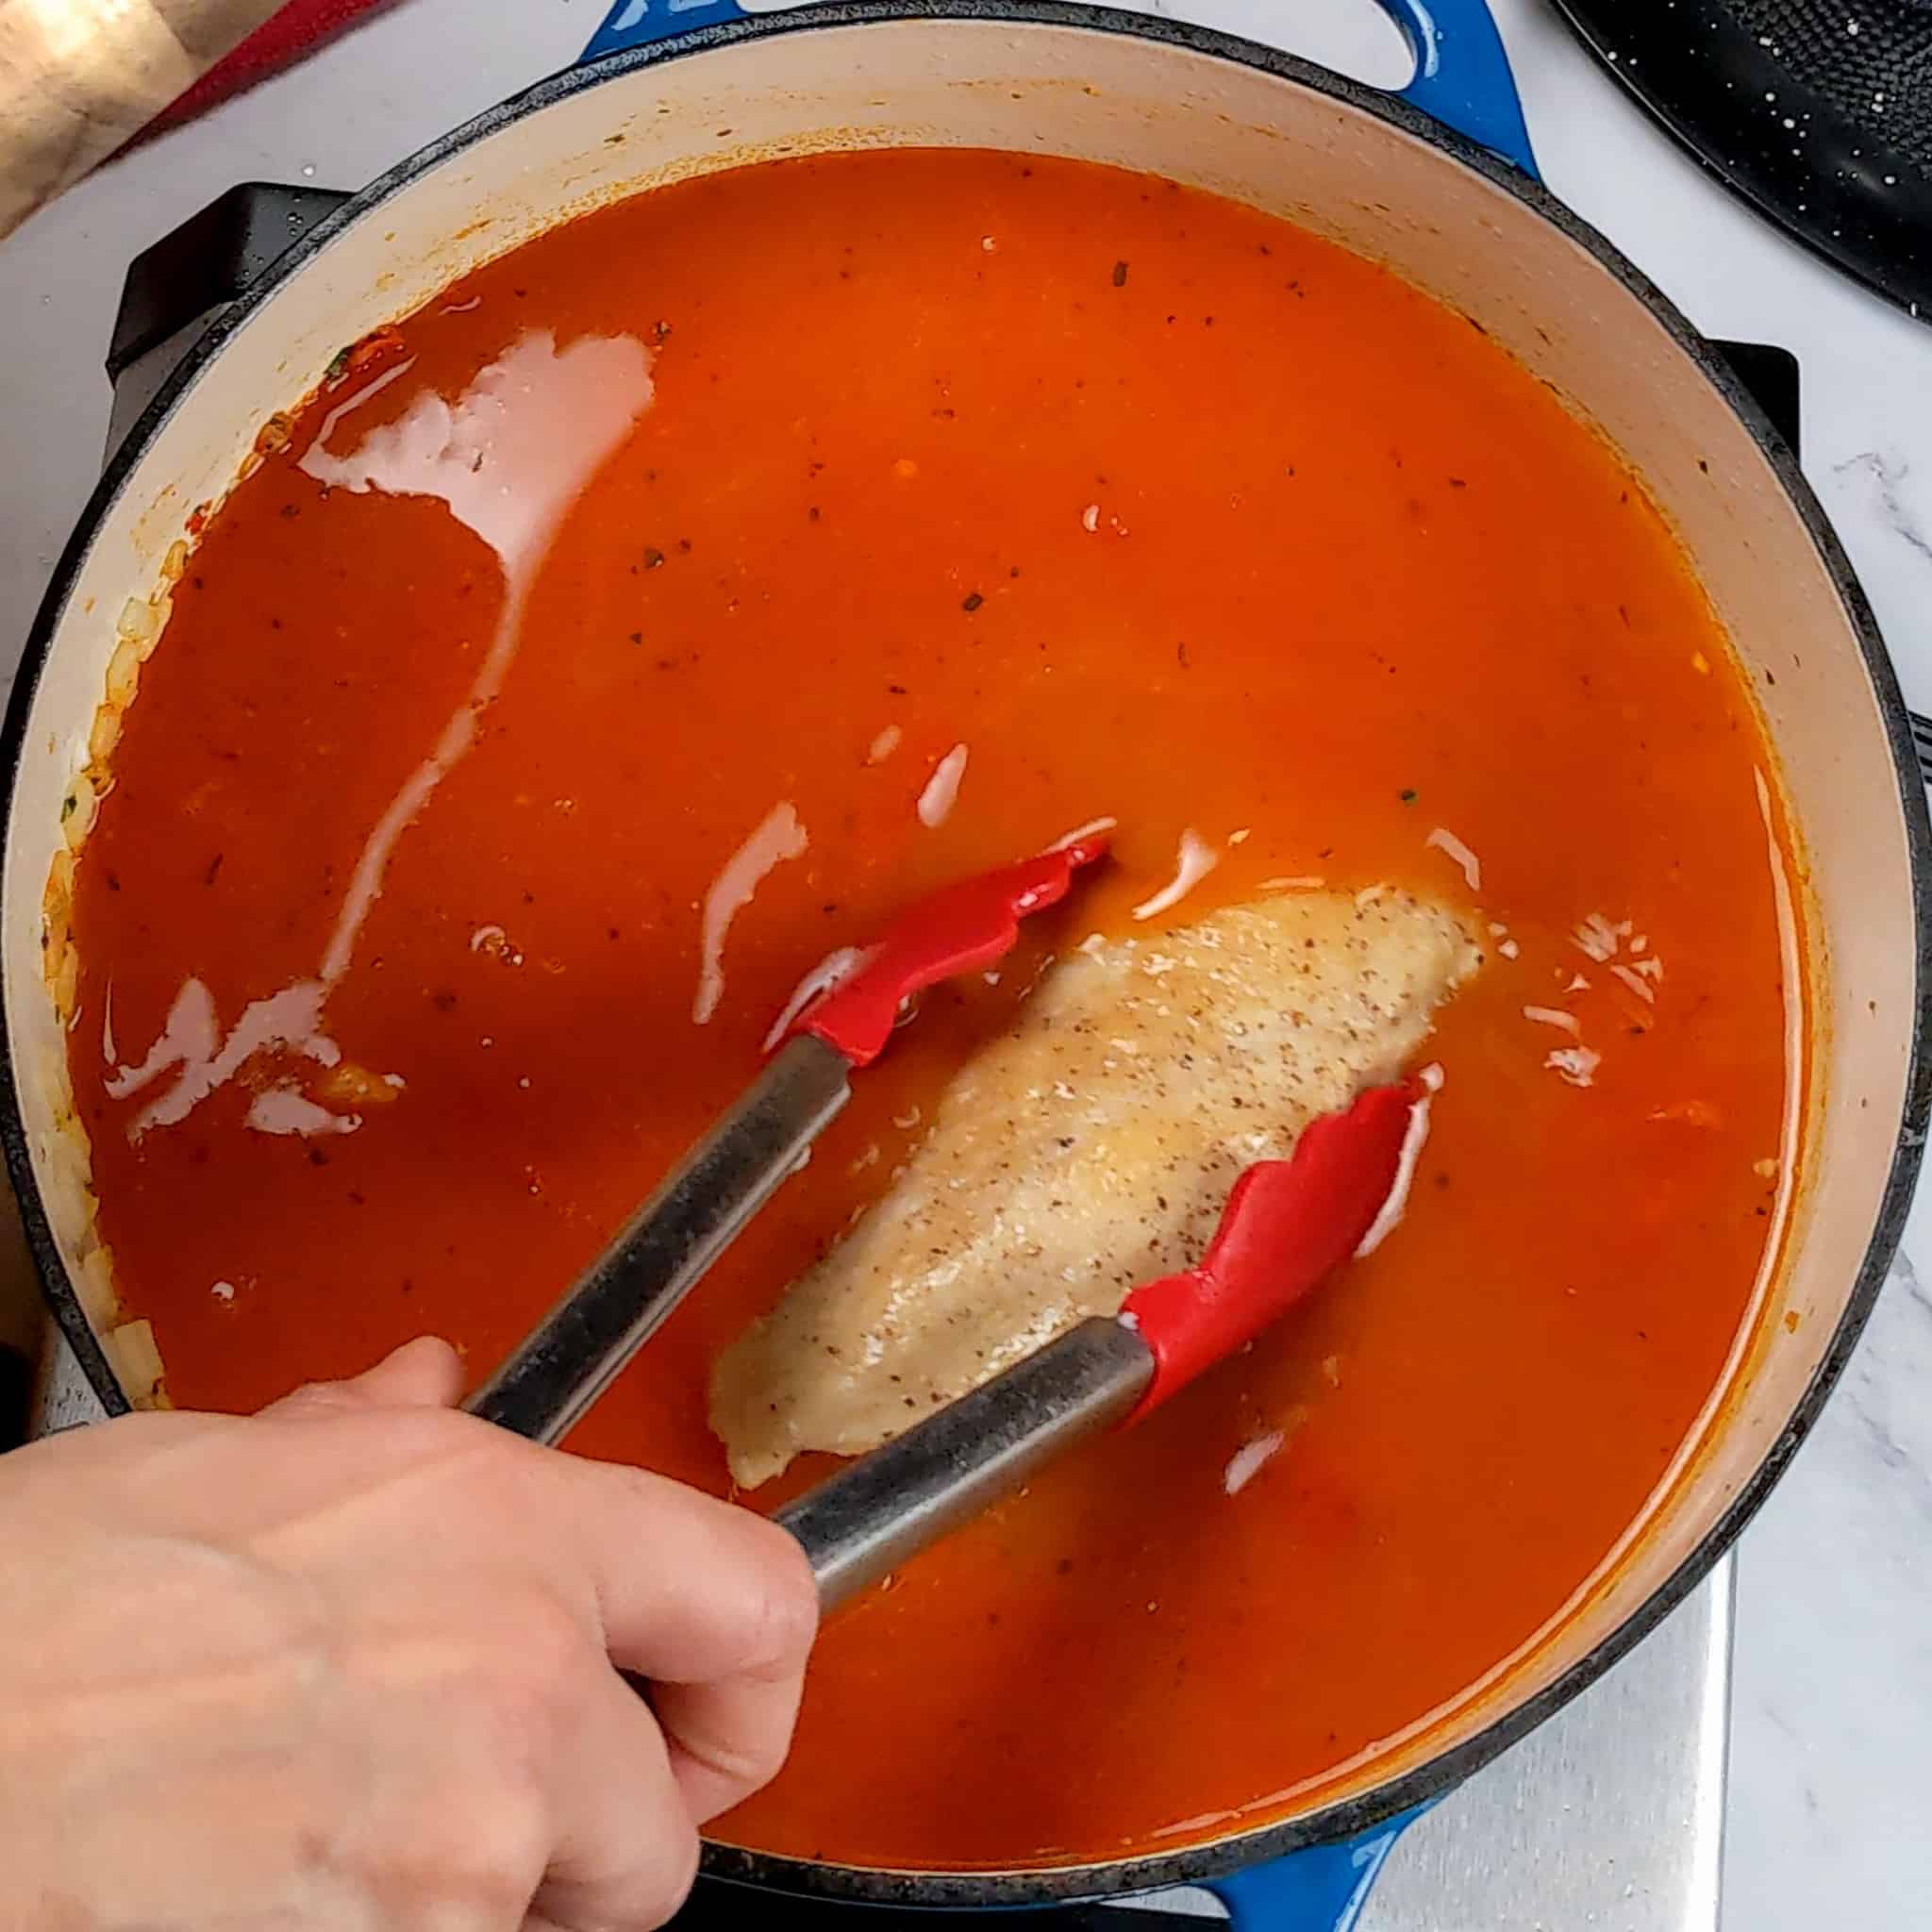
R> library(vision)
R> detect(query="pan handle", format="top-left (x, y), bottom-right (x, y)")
top-left (582, 0), bottom-right (750, 60)
top-left (578, 0), bottom-right (1539, 176)
top-left (109, 182), bottom-right (352, 389)
top-left (1374, 0), bottom-right (1539, 176)
top-left (106, 182), bottom-right (352, 463)
top-left (1205, 1807), bottom-right (1428, 1932)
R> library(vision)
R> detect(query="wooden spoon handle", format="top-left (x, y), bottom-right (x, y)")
top-left (0, 0), bottom-right (283, 238)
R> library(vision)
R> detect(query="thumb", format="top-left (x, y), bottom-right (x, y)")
top-left (261, 1335), bottom-right (464, 1417)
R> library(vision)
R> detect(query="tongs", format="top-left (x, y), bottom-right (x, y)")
top-left (467, 833), bottom-right (1112, 1442)
top-left (471, 834), bottom-right (1420, 1612)
top-left (773, 1079), bottom-right (1418, 1608)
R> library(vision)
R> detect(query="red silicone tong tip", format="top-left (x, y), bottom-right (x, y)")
top-left (784, 834), bottom-right (1112, 1067)
top-left (1119, 1079), bottom-right (1421, 1422)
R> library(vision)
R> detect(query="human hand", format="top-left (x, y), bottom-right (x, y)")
top-left (0, 1336), bottom-right (818, 1931)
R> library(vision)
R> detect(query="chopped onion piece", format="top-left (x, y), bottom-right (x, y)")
top-left (1609, 963), bottom-right (1657, 1004)
top-left (1046, 813), bottom-right (1117, 852)
top-left (1224, 1433), bottom-right (1285, 1496)
top-left (1546, 1044), bottom-right (1602, 1089)
top-left (1133, 829), bottom-right (1218, 920)
top-left (1523, 1005), bottom-right (1581, 1035)
top-left (917, 743), bottom-right (970, 828)
top-left (1356, 1075), bottom-right (1438, 1257)
top-left (1573, 913), bottom-right (1631, 963)
top-left (694, 802), bottom-right (808, 1025)
top-left (246, 1087), bottom-right (359, 1137)
top-left (1424, 825), bottom-right (1482, 891)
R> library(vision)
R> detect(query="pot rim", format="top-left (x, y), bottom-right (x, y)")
top-left (6, 0), bottom-right (1927, 1907)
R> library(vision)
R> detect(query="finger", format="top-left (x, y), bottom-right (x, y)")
top-left (528, 1661), bottom-right (701, 1932)
top-left (543, 1460), bottom-right (819, 1688)
top-left (649, 1657), bottom-right (811, 1825)
top-left (530, 1459), bottom-right (819, 1822)
top-left (247, 1409), bottom-right (816, 1822)
top-left (260, 1336), bottom-right (464, 1417)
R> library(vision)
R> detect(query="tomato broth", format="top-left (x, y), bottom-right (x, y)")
top-left (64, 149), bottom-right (1793, 1868)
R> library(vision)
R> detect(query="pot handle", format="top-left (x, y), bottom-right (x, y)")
top-left (1374, 0), bottom-right (1538, 175)
top-left (582, 0), bottom-right (751, 58)
top-left (580, 0), bottom-right (1538, 175)
top-left (1204, 1805), bottom-right (1425, 1932)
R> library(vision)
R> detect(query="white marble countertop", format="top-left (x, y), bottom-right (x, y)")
top-left (0, 2), bottom-right (1925, 1925)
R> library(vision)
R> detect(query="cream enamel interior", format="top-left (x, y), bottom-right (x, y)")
top-left (6, 17), bottom-right (1917, 1850)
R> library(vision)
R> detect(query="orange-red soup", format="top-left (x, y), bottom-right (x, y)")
top-left (67, 149), bottom-right (1791, 1870)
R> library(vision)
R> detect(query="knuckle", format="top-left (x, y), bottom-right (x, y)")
top-left (384, 1769), bottom-right (552, 1908)
top-left (475, 1588), bottom-right (597, 1765)
top-left (506, 1586), bottom-right (596, 1697)
top-left (643, 1820), bottom-right (703, 1927)
top-left (393, 1404), bottom-right (510, 1472)
top-left (444, 1778), bottom-right (554, 1912)
top-left (493, 1783), bottom-right (557, 1891)
top-left (666, 1691), bottom-right (794, 1802)
top-left (711, 1721), bottom-right (791, 1794)
top-left (266, 1378), bottom-right (361, 1420)
top-left (382, 1409), bottom-right (542, 1512)
top-left (332, 1740), bottom-right (551, 1916)
top-left (277, 1392), bottom-right (474, 1471)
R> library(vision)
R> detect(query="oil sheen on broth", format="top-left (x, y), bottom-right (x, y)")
top-left (64, 151), bottom-right (1793, 1870)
